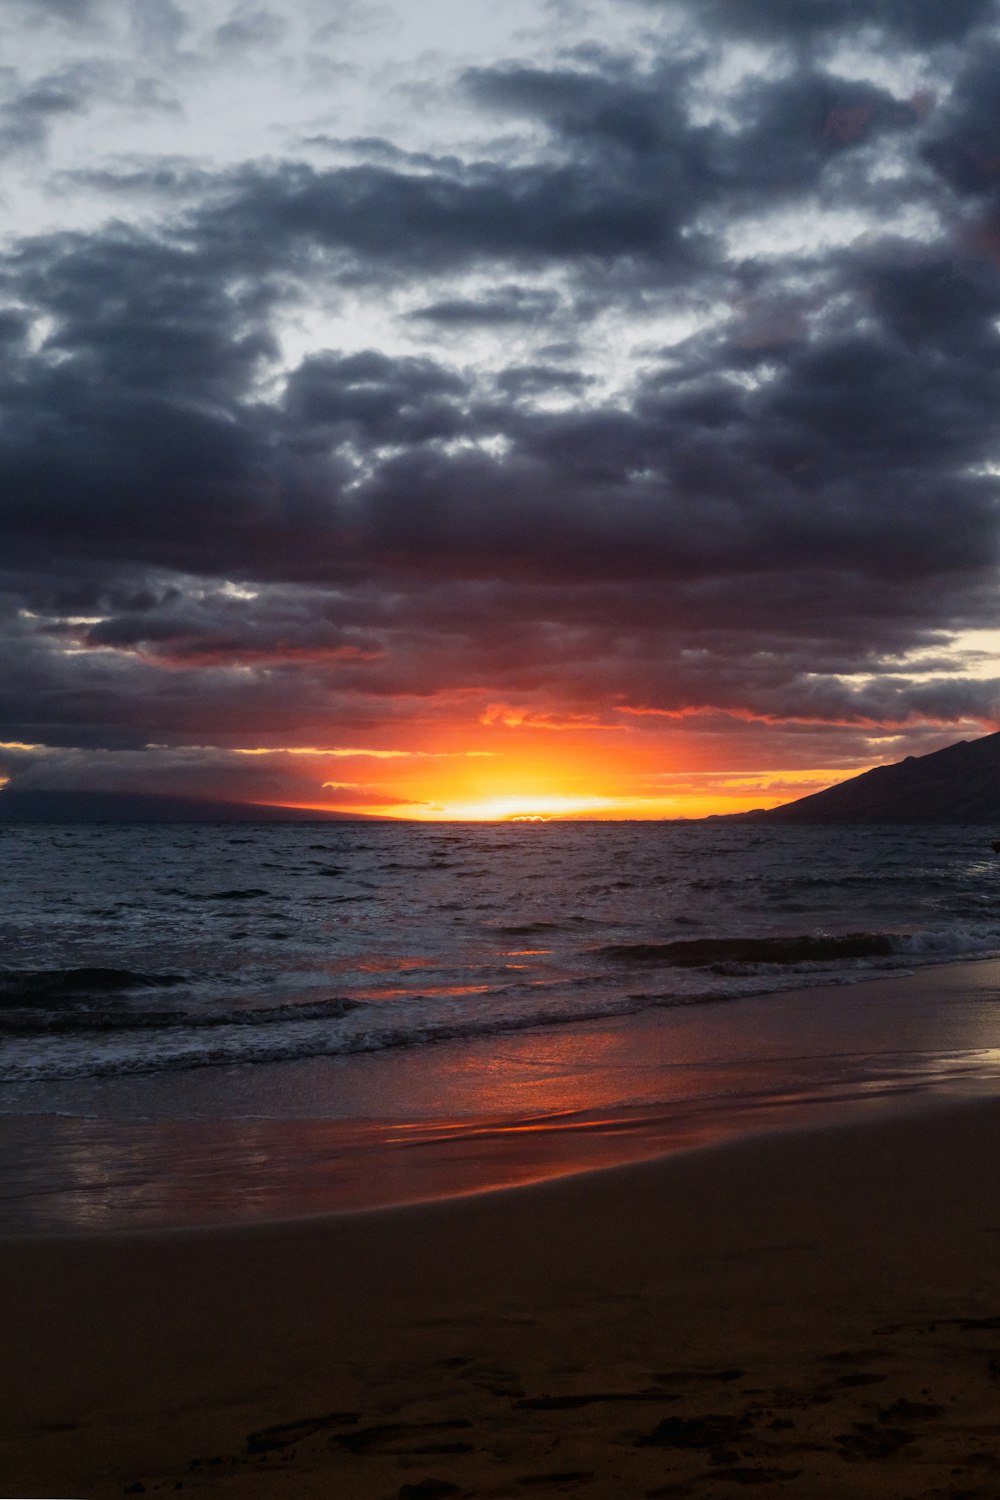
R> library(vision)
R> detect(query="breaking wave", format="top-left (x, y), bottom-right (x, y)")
top-left (0, 967), bottom-right (189, 1006)
top-left (595, 932), bottom-right (901, 967)
top-left (0, 991), bottom-right (362, 1037)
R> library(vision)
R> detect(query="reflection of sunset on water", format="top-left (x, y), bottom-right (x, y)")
top-left (9, 973), bottom-right (1000, 1235)
top-left (365, 983), bottom-right (495, 999)
top-left (0, 1104), bottom-right (769, 1234)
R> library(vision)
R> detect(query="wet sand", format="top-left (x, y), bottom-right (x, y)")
top-left (4, 1091), bottom-right (1000, 1498)
top-left (7, 955), bottom-right (1000, 1237)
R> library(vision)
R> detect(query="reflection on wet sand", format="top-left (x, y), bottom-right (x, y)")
top-left (0, 1087), bottom-right (938, 1235)
top-left (6, 965), bottom-right (1000, 1235)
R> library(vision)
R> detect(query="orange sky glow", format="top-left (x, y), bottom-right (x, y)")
top-left (236, 726), bottom-right (858, 821)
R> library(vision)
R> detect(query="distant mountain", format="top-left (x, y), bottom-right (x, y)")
top-left (741, 730), bottom-right (1000, 823)
top-left (0, 789), bottom-right (371, 823)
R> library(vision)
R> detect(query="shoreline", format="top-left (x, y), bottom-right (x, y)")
top-left (5, 955), bottom-right (1000, 1237)
top-left (0, 1079), bottom-right (950, 1242)
top-left (4, 1091), bottom-right (1000, 1496)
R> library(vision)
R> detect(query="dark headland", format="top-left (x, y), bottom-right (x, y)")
top-left (734, 728), bottom-right (1000, 823)
top-left (0, 789), bottom-right (368, 823)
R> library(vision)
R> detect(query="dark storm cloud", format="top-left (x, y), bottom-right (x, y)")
top-left (0, 220), bottom-right (295, 581)
top-left (0, 308), bottom-right (31, 345)
top-left (3, 212), bottom-right (1000, 614)
top-left (14, 226), bottom-right (281, 396)
top-left (202, 157), bottom-right (686, 272)
top-left (2, 210), bottom-right (997, 604)
top-left (0, 594), bottom-right (376, 752)
top-left (9, 50), bottom-right (919, 290)
top-left (465, 55), bottom-right (918, 197)
top-left (282, 351), bottom-right (469, 446)
top-left (215, 50), bottom-right (886, 281)
top-left (713, 71), bottom-right (915, 196)
top-left (495, 364), bottom-right (593, 396)
top-left (59, 162), bottom-right (213, 200)
top-left (921, 41), bottom-right (1000, 197)
top-left (0, 741), bottom-right (410, 809)
top-left (409, 286), bottom-right (562, 325)
top-left (302, 138), bottom-right (468, 175)
top-left (463, 58), bottom-right (695, 159)
top-left (669, 0), bottom-right (997, 45)
top-left (0, 62), bottom-right (104, 156)
top-left (857, 251), bottom-right (1000, 352)
top-left (71, 586), bottom-right (383, 667)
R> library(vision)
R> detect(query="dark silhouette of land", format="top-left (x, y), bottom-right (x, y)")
top-left (0, 790), bottom-right (371, 823)
top-left (738, 730), bottom-right (1000, 823)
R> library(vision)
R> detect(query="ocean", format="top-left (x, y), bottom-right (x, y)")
top-left (3, 818), bottom-right (1000, 1233)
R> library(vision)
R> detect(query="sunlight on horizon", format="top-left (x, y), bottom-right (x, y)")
top-left (272, 782), bottom-right (807, 822)
top-left (275, 747), bottom-right (860, 821)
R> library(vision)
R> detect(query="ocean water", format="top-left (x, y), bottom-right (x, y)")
top-left (3, 818), bottom-right (1000, 1231)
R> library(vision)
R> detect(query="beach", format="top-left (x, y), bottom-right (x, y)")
top-left (4, 1083), bottom-right (1000, 1499)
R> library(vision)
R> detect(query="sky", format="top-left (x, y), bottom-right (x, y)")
top-left (2, 0), bottom-right (1000, 819)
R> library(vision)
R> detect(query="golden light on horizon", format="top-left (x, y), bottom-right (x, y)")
top-left (375, 791), bottom-right (639, 821)
top-left (254, 727), bottom-right (857, 822)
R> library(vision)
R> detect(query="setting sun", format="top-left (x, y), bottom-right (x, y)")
top-left (379, 791), bottom-right (623, 821)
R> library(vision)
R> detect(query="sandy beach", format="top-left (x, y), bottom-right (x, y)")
top-left (3, 1089), bottom-right (1000, 1499)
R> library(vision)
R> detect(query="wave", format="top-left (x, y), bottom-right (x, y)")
top-left (494, 917), bottom-right (604, 935)
top-left (495, 921), bottom-right (566, 935)
top-left (1, 991), bottom-right (655, 1080)
top-left (596, 933), bottom-right (900, 966)
top-left (0, 967), bottom-right (188, 1007)
top-left (168, 887), bottom-right (272, 901)
top-left (0, 994), bottom-right (363, 1037)
top-left (897, 926), bottom-right (1000, 960)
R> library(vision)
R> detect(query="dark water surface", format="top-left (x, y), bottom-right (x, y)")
top-left (3, 820), bottom-right (1000, 1231)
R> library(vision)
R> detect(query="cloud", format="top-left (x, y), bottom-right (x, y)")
top-left (281, 350), bottom-right (469, 445)
top-left (668, 0), bottom-right (998, 46)
top-left (214, 4), bottom-right (287, 54)
top-left (409, 286), bottom-right (563, 325)
top-left (2, 0), bottom-right (108, 29)
top-left (495, 364), bottom-right (593, 396)
top-left (0, 62), bottom-right (109, 157)
top-left (0, 741), bottom-right (417, 808)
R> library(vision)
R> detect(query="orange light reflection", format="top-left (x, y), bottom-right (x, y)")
top-left (365, 982), bottom-right (495, 999)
